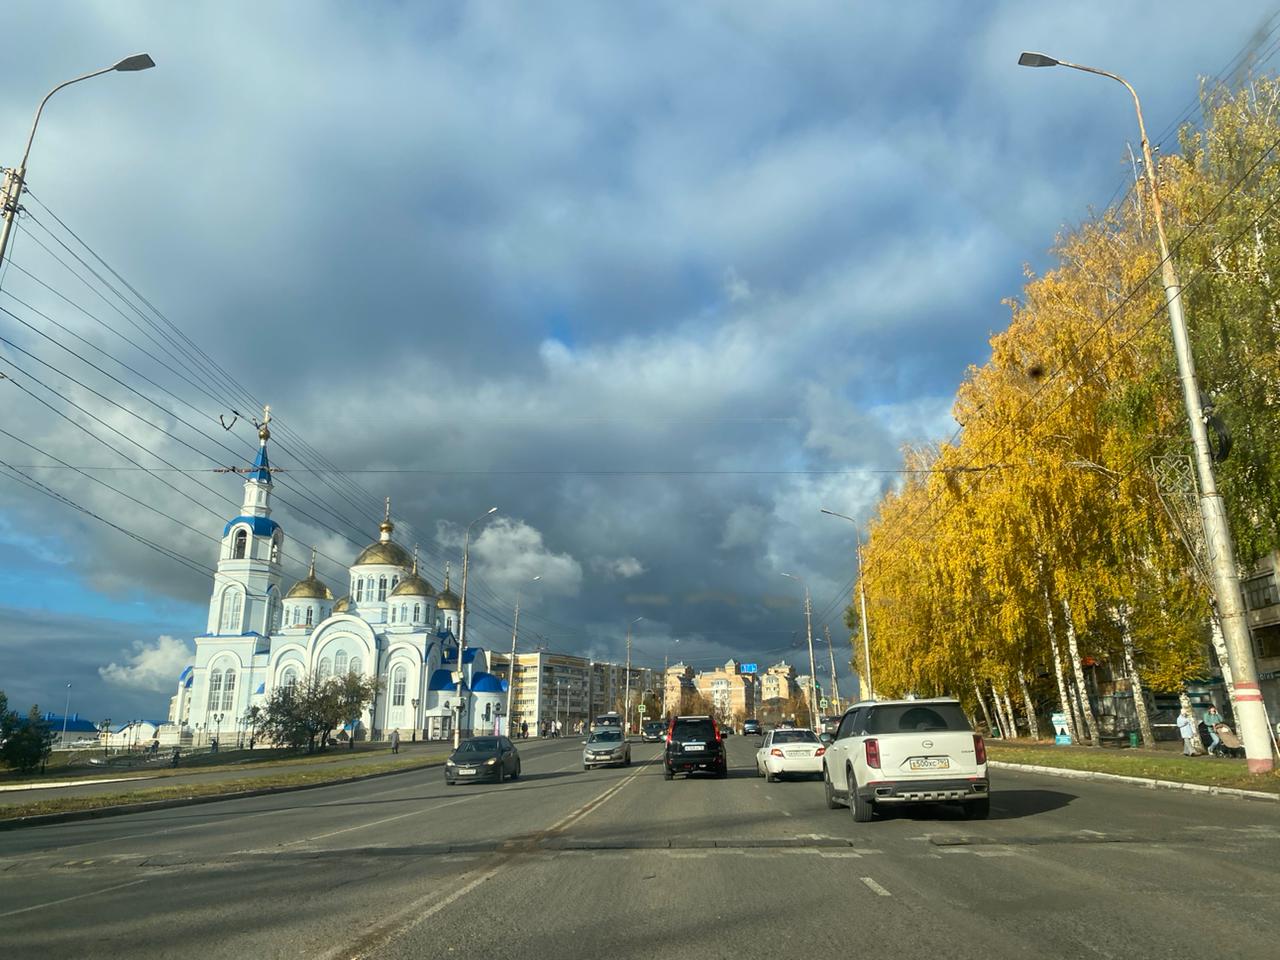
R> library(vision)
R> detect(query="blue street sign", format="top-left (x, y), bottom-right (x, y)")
top-left (741, 663), bottom-right (758, 674)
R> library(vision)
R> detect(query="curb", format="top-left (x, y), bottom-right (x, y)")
top-left (0, 758), bottom-right (447, 832)
top-left (989, 760), bottom-right (1279, 802)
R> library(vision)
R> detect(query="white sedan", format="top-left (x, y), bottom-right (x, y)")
top-left (755, 728), bottom-right (826, 781)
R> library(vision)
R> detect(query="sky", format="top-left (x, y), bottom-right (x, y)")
top-left (1, 1), bottom-right (1277, 722)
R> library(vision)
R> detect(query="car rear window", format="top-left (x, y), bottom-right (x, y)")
top-left (673, 718), bottom-right (715, 739)
top-left (772, 730), bottom-right (817, 744)
top-left (865, 703), bottom-right (970, 734)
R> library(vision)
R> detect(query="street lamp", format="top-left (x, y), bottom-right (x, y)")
top-left (98, 718), bottom-right (111, 759)
top-left (623, 616), bottom-right (643, 738)
top-left (820, 508), bottom-right (875, 701)
top-left (781, 573), bottom-right (820, 731)
top-left (0, 54), bottom-right (156, 275)
top-left (505, 575), bottom-right (541, 738)
top-left (1018, 52), bottom-right (1272, 772)
top-left (411, 698), bottom-right (420, 742)
top-left (211, 712), bottom-right (225, 751)
top-left (454, 506), bottom-right (497, 748)
top-left (60, 682), bottom-right (72, 749)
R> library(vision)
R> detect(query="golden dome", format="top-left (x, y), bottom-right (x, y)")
top-left (353, 540), bottom-right (413, 567)
top-left (285, 549), bottom-right (332, 599)
top-left (435, 562), bottom-right (460, 609)
top-left (333, 595), bottom-right (351, 613)
top-left (390, 552), bottom-right (434, 597)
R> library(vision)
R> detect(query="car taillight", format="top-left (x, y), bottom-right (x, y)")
top-left (865, 738), bottom-right (880, 769)
top-left (770, 747), bottom-right (784, 757)
top-left (973, 734), bottom-right (986, 765)
top-left (815, 747), bottom-right (825, 757)
top-left (714, 724), bottom-right (722, 742)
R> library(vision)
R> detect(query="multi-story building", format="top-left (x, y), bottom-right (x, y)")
top-left (695, 659), bottom-right (756, 725)
top-left (490, 651), bottom-right (653, 734)
top-left (1240, 552), bottom-right (1280, 718)
top-left (663, 662), bottom-right (696, 715)
top-left (760, 661), bottom-right (797, 703)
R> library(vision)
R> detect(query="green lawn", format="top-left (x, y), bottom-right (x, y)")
top-left (988, 741), bottom-right (1280, 795)
top-left (0, 751), bottom-right (449, 821)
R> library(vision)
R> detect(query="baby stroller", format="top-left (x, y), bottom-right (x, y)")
top-left (1201, 721), bottom-right (1246, 758)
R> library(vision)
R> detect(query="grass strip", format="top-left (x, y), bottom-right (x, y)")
top-left (0, 752), bottom-right (449, 820)
top-left (989, 741), bottom-right (1280, 794)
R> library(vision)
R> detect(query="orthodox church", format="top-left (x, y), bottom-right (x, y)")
top-left (171, 413), bottom-right (507, 742)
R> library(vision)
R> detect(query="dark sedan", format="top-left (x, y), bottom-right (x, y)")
top-left (444, 736), bottom-right (521, 785)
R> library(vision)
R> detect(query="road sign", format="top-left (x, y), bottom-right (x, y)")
top-left (741, 663), bottom-right (758, 674)
top-left (820, 698), bottom-right (829, 709)
top-left (1051, 712), bottom-right (1072, 745)
top-left (637, 704), bottom-right (646, 714)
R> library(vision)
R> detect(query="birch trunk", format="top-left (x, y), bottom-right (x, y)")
top-left (1117, 604), bottom-right (1155, 748)
top-left (1018, 670), bottom-right (1041, 740)
top-left (973, 681), bottom-right (995, 736)
top-left (1179, 691), bottom-right (1206, 755)
top-left (1045, 591), bottom-right (1080, 745)
top-left (1001, 688), bottom-right (1019, 740)
top-left (990, 681), bottom-right (1009, 738)
top-left (1208, 611), bottom-right (1240, 720)
top-left (1062, 598), bottom-right (1100, 746)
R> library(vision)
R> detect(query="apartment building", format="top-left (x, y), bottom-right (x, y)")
top-left (694, 659), bottom-right (757, 724)
top-left (1241, 551), bottom-right (1280, 719)
top-left (490, 651), bottom-right (653, 734)
top-left (760, 661), bottom-right (797, 703)
top-left (663, 662), bottom-right (696, 715)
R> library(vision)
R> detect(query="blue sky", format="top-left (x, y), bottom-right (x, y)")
top-left (1, 1), bottom-right (1276, 720)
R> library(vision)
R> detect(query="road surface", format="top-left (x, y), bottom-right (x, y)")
top-left (1, 737), bottom-right (1276, 959)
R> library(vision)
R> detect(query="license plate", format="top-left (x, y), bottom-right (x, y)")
top-left (786, 751), bottom-right (811, 757)
top-left (684, 743), bottom-right (704, 751)
top-left (458, 768), bottom-right (478, 776)
top-left (908, 757), bottom-right (950, 770)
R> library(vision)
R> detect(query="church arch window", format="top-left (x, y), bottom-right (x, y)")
top-left (413, 603), bottom-right (421, 622)
top-left (270, 534), bottom-right (281, 563)
top-left (221, 669), bottom-right (237, 712)
top-left (355, 579), bottom-right (364, 603)
top-left (318, 657), bottom-right (332, 680)
top-left (378, 576), bottom-right (388, 601)
top-left (390, 607), bottom-right (397, 624)
top-left (400, 604), bottom-right (408, 623)
top-left (219, 588), bottom-right (243, 634)
top-left (207, 670), bottom-right (223, 711)
top-left (281, 666), bottom-right (298, 696)
top-left (484, 701), bottom-right (492, 723)
top-left (335, 650), bottom-right (348, 675)
top-left (392, 576), bottom-right (399, 589)
top-left (270, 596), bottom-right (282, 632)
top-left (232, 528), bottom-right (248, 559)
top-left (305, 607), bottom-right (313, 627)
top-left (392, 666), bottom-right (407, 706)
top-left (349, 656), bottom-right (362, 676)
top-left (446, 615), bottom-right (455, 633)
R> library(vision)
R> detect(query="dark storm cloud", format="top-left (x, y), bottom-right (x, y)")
top-left (1, 1), bottom-right (1274, 713)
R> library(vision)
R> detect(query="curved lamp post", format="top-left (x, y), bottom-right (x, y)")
top-left (504, 574), bottom-right (541, 737)
top-left (820, 508), bottom-right (874, 701)
top-left (0, 54), bottom-right (156, 275)
top-left (454, 506), bottom-right (497, 747)
top-left (781, 573), bottom-right (819, 731)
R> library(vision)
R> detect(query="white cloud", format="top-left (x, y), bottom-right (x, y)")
top-left (592, 555), bottom-right (646, 579)
top-left (98, 635), bottom-right (194, 692)
top-left (440, 517), bottom-right (583, 597)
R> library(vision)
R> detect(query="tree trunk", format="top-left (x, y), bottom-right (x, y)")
top-left (1118, 604), bottom-right (1156, 748)
top-left (1045, 590), bottom-right (1080, 745)
top-left (1001, 688), bottom-right (1019, 740)
top-left (1179, 690), bottom-right (1206, 755)
top-left (992, 682), bottom-right (1014, 739)
top-left (1018, 670), bottom-right (1041, 740)
top-left (1208, 610), bottom-right (1240, 721)
top-left (1062, 598), bottom-right (1100, 746)
top-left (973, 681), bottom-right (995, 736)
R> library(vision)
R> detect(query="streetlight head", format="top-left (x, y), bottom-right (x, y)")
top-left (1018, 52), bottom-right (1059, 68)
top-left (486, 506), bottom-right (498, 514)
top-left (113, 53), bottom-right (156, 72)
top-left (781, 572), bottom-right (797, 581)
top-left (531, 575), bottom-right (542, 582)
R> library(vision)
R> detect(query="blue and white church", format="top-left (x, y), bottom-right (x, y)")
top-left (172, 413), bottom-right (508, 743)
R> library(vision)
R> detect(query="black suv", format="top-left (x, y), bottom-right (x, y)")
top-left (663, 715), bottom-right (727, 779)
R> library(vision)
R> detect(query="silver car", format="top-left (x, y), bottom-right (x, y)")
top-left (582, 728), bottom-right (631, 769)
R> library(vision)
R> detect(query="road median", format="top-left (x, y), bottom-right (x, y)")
top-left (988, 741), bottom-right (1279, 801)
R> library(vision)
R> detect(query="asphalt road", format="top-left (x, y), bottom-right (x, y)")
top-left (1, 736), bottom-right (1276, 960)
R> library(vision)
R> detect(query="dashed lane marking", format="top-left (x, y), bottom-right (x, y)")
top-left (0, 878), bottom-right (148, 918)
top-left (861, 877), bottom-right (892, 897)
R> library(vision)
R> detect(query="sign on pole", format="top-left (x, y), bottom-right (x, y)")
top-left (741, 663), bottom-right (758, 674)
top-left (1051, 712), bottom-right (1072, 745)
top-left (820, 698), bottom-right (828, 709)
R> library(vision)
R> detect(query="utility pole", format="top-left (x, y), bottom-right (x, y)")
top-left (1020, 51), bottom-right (1273, 772)
top-left (782, 573), bottom-right (819, 731)
top-left (824, 626), bottom-right (841, 711)
top-left (454, 507), bottom-right (496, 748)
top-left (623, 617), bottom-right (643, 737)
top-left (504, 575), bottom-right (541, 738)
top-left (856, 537), bottom-right (874, 702)
top-left (61, 682), bottom-right (71, 748)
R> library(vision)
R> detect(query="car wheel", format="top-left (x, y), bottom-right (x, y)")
top-left (583, 763), bottom-right (591, 771)
top-left (823, 768), bottom-right (841, 809)
top-left (663, 767), bottom-right (674, 780)
top-left (718, 762), bottom-right (729, 779)
top-left (849, 768), bottom-right (874, 822)
top-left (625, 753), bottom-right (632, 766)
top-left (496, 764), bottom-right (505, 784)
top-left (512, 761), bottom-right (521, 779)
top-left (963, 797), bottom-right (990, 820)
top-left (765, 769), bottom-right (777, 783)
top-left (445, 778), bottom-right (455, 786)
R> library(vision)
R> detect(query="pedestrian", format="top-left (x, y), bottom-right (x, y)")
top-left (520, 721), bottom-right (528, 739)
top-left (170, 746), bottom-right (181, 768)
top-left (390, 728), bottom-right (401, 754)
top-left (1204, 704), bottom-right (1225, 754)
top-left (1176, 708), bottom-right (1198, 756)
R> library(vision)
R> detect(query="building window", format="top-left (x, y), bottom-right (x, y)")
top-left (281, 667), bottom-right (298, 695)
top-left (413, 602), bottom-right (421, 622)
top-left (318, 657), bottom-right (332, 680)
top-left (392, 667), bottom-right (406, 706)
top-left (222, 669), bottom-right (236, 712)
top-left (1244, 574), bottom-right (1278, 611)
top-left (356, 579), bottom-right (364, 602)
top-left (219, 589), bottom-right (243, 633)
top-left (484, 701), bottom-right (492, 722)
top-left (390, 607), bottom-right (397, 624)
top-left (392, 576), bottom-right (399, 589)
top-left (335, 650), bottom-right (348, 675)
top-left (305, 607), bottom-right (313, 627)
top-left (378, 576), bottom-right (388, 601)
top-left (270, 596), bottom-right (281, 632)
top-left (232, 529), bottom-right (247, 559)
top-left (207, 670), bottom-right (223, 710)
top-left (270, 535), bottom-right (281, 563)
top-left (349, 657), bottom-right (362, 676)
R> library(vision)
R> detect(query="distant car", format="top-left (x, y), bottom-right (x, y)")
top-left (820, 716), bottom-right (841, 736)
top-left (642, 721), bottom-right (666, 742)
top-left (444, 736), bottom-right (521, 785)
top-left (663, 715), bottom-right (727, 780)
top-left (756, 728), bottom-right (825, 782)
top-left (822, 698), bottom-right (989, 821)
top-left (720, 725), bottom-right (733, 736)
top-left (742, 719), bottom-right (761, 737)
top-left (583, 728), bottom-right (631, 769)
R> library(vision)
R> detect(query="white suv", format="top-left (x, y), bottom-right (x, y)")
top-left (821, 698), bottom-right (989, 822)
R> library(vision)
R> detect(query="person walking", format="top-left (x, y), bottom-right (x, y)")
top-left (1176, 708), bottom-right (1198, 756)
top-left (1204, 704), bottom-right (1225, 755)
top-left (390, 728), bottom-right (401, 754)
top-left (520, 720), bottom-right (528, 739)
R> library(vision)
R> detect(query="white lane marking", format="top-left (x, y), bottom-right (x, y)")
top-left (280, 795), bottom-right (474, 846)
top-left (0, 776), bottom-right (160, 793)
top-left (545, 758), bottom-right (651, 834)
top-left (781, 810), bottom-right (793, 817)
top-left (0, 878), bottom-right (147, 918)
top-left (861, 877), bottom-right (892, 897)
